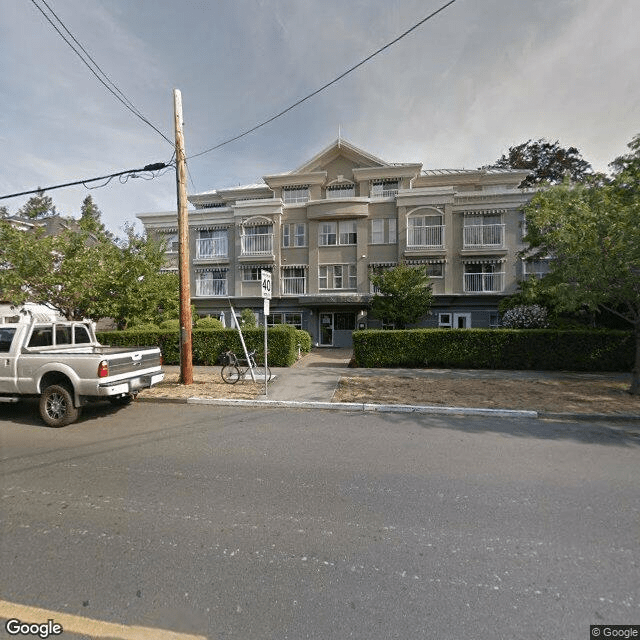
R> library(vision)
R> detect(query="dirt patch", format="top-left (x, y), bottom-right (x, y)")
top-left (139, 370), bottom-right (264, 401)
top-left (333, 375), bottom-right (640, 415)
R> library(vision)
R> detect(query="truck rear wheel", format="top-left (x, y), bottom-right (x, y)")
top-left (39, 384), bottom-right (79, 427)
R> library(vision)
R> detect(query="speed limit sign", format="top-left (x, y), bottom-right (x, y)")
top-left (261, 270), bottom-right (272, 299)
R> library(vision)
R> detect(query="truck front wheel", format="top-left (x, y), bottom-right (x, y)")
top-left (39, 384), bottom-right (79, 427)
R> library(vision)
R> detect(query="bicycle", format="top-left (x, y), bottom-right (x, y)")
top-left (220, 350), bottom-right (272, 384)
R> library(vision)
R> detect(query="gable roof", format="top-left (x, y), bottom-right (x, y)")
top-left (291, 138), bottom-right (389, 173)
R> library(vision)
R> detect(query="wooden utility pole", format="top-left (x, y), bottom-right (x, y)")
top-left (174, 89), bottom-right (193, 384)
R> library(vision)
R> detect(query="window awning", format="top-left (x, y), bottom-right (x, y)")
top-left (195, 267), bottom-right (229, 273)
top-left (368, 261), bottom-right (398, 268)
top-left (404, 258), bottom-right (446, 265)
top-left (194, 225), bottom-right (230, 231)
top-left (239, 264), bottom-right (273, 270)
top-left (461, 257), bottom-right (505, 265)
top-left (462, 209), bottom-right (507, 216)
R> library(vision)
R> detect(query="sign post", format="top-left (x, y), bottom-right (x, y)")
top-left (261, 270), bottom-right (272, 397)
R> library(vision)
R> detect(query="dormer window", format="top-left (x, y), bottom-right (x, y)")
top-left (327, 183), bottom-right (355, 199)
top-left (282, 186), bottom-right (309, 204)
top-left (371, 179), bottom-right (399, 198)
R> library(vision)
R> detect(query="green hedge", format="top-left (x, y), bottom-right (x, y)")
top-left (96, 326), bottom-right (311, 367)
top-left (352, 329), bottom-right (634, 372)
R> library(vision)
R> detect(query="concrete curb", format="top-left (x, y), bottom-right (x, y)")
top-left (138, 395), bottom-right (640, 424)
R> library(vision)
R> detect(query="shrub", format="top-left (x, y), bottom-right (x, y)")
top-left (500, 304), bottom-right (549, 329)
top-left (239, 308), bottom-right (258, 329)
top-left (352, 328), bottom-right (633, 371)
top-left (97, 325), bottom-right (308, 367)
top-left (195, 316), bottom-right (224, 329)
top-left (159, 318), bottom-right (180, 330)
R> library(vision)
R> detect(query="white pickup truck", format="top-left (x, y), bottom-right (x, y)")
top-left (0, 316), bottom-right (164, 427)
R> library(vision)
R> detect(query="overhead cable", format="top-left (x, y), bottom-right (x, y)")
top-left (0, 163), bottom-right (170, 201)
top-left (188, 0), bottom-right (457, 160)
top-left (29, 0), bottom-right (173, 146)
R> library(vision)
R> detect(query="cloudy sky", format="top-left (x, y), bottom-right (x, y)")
top-left (1, 0), bottom-right (638, 234)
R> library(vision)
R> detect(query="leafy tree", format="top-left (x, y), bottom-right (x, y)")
top-left (239, 308), bottom-right (258, 329)
top-left (0, 207), bottom-right (178, 327)
top-left (0, 206), bottom-right (8, 218)
top-left (523, 133), bottom-right (640, 394)
top-left (100, 224), bottom-right (179, 329)
top-left (0, 220), bottom-right (109, 319)
top-left (369, 264), bottom-right (433, 329)
top-left (18, 190), bottom-right (57, 219)
top-left (483, 139), bottom-right (593, 187)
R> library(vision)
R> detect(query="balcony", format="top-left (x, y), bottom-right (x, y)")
top-left (463, 223), bottom-right (504, 248)
top-left (196, 278), bottom-right (228, 297)
top-left (463, 272), bottom-right (504, 293)
top-left (282, 277), bottom-right (306, 295)
top-left (241, 233), bottom-right (274, 256)
top-left (371, 188), bottom-right (398, 199)
top-left (196, 237), bottom-right (228, 259)
top-left (407, 225), bottom-right (444, 249)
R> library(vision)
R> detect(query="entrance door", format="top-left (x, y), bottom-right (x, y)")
top-left (453, 313), bottom-right (472, 329)
top-left (319, 313), bottom-right (333, 346)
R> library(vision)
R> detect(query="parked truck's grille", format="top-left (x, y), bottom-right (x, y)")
top-left (107, 352), bottom-right (162, 376)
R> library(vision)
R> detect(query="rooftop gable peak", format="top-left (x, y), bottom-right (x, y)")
top-left (292, 139), bottom-right (388, 174)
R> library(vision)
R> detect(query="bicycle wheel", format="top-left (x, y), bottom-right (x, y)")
top-left (252, 364), bottom-right (272, 382)
top-left (221, 365), bottom-right (241, 384)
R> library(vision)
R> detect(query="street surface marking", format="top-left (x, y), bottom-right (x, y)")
top-left (0, 600), bottom-right (208, 640)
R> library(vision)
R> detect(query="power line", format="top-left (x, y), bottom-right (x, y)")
top-left (0, 163), bottom-right (170, 201)
top-left (29, 0), bottom-right (173, 146)
top-left (188, 0), bottom-right (457, 160)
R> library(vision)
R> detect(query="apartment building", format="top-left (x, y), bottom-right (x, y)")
top-left (137, 139), bottom-right (539, 347)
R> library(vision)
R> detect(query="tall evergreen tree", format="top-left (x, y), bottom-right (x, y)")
top-left (18, 190), bottom-right (57, 219)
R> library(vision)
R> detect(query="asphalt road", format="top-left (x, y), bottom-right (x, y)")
top-left (1, 400), bottom-right (639, 639)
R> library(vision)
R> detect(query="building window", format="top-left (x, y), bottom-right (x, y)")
top-left (371, 179), bottom-right (399, 198)
top-left (319, 221), bottom-right (357, 246)
top-left (407, 213), bottom-right (444, 248)
top-left (163, 233), bottom-right (179, 253)
top-left (463, 214), bottom-right (504, 248)
top-left (242, 267), bottom-right (263, 281)
top-left (338, 220), bottom-right (357, 245)
top-left (196, 271), bottom-right (228, 297)
top-left (282, 267), bottom-right (306, 295)
top-left (426, 263), bottom-right (444, 278)
top-left (370, 218), bottom-right (397, 245)
top-left (334, 313), bottom-right (356, 330)
top-left (463, 263), bottom-right (504, 293)
top-left (283, 186), bottom-right (309, 204)
top-left (319, 264), bottom-right (357, 290)
top-left (282, 223), bottom-right (307, 247)
top-left (438, 313), bottom-right (452, 328)
top-left (327, 184), bottom-right (355, 198)
top-left (241, 223), bottom-right (273, 255)
top-left (523, 258), bottom-right (551, 280)
top-left (268, 312), bottom-right (303, 329)
top-left (196, 229), bottom-right (228, 259)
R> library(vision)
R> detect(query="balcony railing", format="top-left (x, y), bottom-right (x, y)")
top-left (196, 237), bottom-right (228, 259)
top-left (463, 223), bottom-right (504, 248)
top-left (407, 225), bottom-right (444, 248)
top-left (196, 278), bottom-right (228, 297)
top-left (281, 277), bottom-right (306, 295)
top-left (241, 233), bottom-right (274, 256)
top-left (464, 272), bottom-right (504, 293)
top-left (371, 189), bottom-right (398, 199)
